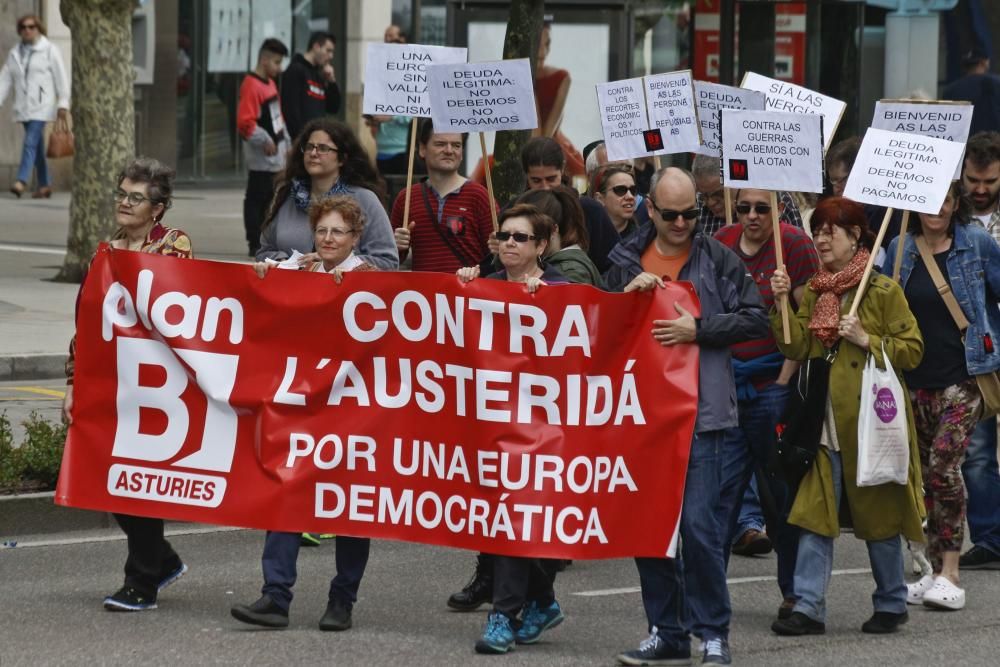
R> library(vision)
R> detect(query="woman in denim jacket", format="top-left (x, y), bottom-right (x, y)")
top-left (884, 182), bottom-right (1000, 611)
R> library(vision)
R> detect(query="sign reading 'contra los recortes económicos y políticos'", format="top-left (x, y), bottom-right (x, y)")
top-left (595, 78), bottom-right (649, 161)
top-left (720, 109), bottom-right (825, 193)
top-left (843, 128), bottom-right (966, 215)
top-left (362, 43), bottom-right (468, 117)
top-left (426, 58), bottom-right (538, 133)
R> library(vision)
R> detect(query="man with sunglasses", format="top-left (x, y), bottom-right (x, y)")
top-left (391, 119), bottom-right (495, 273)
top-left (606, 168), bottom-right (768, 666)
top-left (713, 188), bottom-right (819, 619)
top-left (238, 38), bottom-right (290, 256)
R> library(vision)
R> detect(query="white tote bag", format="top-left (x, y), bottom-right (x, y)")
top-left (856, 342), bottom-right (910, 487)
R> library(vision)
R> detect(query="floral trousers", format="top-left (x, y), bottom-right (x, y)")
top-left (909, 379), bottom-right (983, 571)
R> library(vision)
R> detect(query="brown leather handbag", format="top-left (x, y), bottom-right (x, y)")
top-left (47, 129), bottom-right (75, 159)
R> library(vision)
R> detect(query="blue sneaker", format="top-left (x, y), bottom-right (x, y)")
top-left (475, 612), bottom-right (515, 654)
top-left (157, 563), bottom-right (188, 592)
top-left (515, 600), bottom-right (564, 644)
top-left (701, 637), bottom-right (732, 665)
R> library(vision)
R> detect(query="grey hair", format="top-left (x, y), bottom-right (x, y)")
top-left (648, 166), bottom-right (697, 200)
top-left (691, 153), bottom-right (721, 179)
top-left (585, 142), bottom-right (633, 176)
top-left (117, 156), bottom-right (175, 220)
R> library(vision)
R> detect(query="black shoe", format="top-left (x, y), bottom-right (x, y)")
top-left (103, 586), bottom-right (157, 611)
top-left (777, 597), bottom-right (796, 620)
top-left (447, 559), bottom-right (493, 611)
top-left (231, 595), bottom-right (289, 628)
top-left (616, 629), bottom-right (691, 665)
top-left (861, 610), bottom-right (908, 634)
top-left (771, 612), bottom-right (825, 636)
top-left (959, 545), bottom-right (1000, 570)
top-left (319, 597), bottom-right (352, 631)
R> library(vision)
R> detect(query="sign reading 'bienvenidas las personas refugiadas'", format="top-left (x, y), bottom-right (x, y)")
top-left (426, 58), bottom-right (538, 133)
top-left (363, 43), bottom-right (468, 117)
top-left (719, 109), bottom-right (825, 193)
top-left (842, 128), bottom-right (966, 215)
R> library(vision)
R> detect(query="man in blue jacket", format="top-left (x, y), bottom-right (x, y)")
top-left (607, 167), bottom-right (768, 667)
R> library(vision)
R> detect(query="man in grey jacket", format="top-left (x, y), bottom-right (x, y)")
top-left (607, 168), bottom-right (768, 667)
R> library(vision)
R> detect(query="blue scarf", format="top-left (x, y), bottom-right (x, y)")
top-left (732, 352), bottom-right (786, 402)
top-left (290, 178), bottom-right (350, 212)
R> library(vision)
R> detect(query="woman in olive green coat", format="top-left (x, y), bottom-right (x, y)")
top-left (769, 197), bottom-right (925, 637)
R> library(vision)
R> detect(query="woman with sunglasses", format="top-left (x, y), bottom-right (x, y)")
top-left (256, 118), bottom-right (397, 270)
top-left (62, 157), bottom-right (192, 612)
top-left (455, 205), bottom-right (568, 654)
top-left (594, 166), bottom-right (639, 239)
top-left (0, 14), bottom-right (70, 198)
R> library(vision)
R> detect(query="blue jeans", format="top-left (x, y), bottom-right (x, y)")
top-left (736, 477), bottom-right (765, 534)
top-left (792, 450), bottom-right (906, 623)
top-left (635, 430), bottom-right (730, 650)
top-left (16, 120), bottom-right (49, 187)
top-left (718, 382), bottom-right (799, 598)
top-left (260, 531), bottom-right (370, 611)
top-left (962, 416), bottom-right (1000, 555)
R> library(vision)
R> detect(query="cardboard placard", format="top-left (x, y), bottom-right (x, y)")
top-left (644, 70), bottom-right (701, 154)
top-left (871, 100), bottom-right (973, 179)
top-left (720, 109), bottom-right (825, 193)
top-left (741, 72), bottom-right (845, 150)
top-left (842, 128), bottom-right (966, 215)
top-left (596, 78), bottom-right (649, 161)
top-left (426, 58), bottom-right (538, 133)
top-left (693, 81), bottom-right (766, 157)
top-left (363, 43), bottom-right (468, 117)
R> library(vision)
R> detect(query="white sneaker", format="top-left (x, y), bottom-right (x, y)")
top-left (922, 576), bottom-right (965, 610)
top-left (906, 574), bottom-right (935, 605)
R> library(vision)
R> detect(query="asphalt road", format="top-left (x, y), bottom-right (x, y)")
top-left (3, 523), bottom-right (1000, 666)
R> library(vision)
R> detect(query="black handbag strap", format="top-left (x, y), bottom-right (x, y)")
top-left (419, 182), bottom-right (479, 268)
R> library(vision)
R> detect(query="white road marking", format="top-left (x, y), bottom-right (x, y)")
top-left (3, 525), bottom-right (246, 549)
top-left (0, 243), bottom-right (65, 255)
top-left (572, 568), bottom-right (873, 596)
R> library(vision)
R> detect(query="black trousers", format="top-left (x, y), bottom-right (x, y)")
top-left (114, 513), bottom-right (182, 598)
top-left (492, 555), bottom-right (559, 620)
top-left (244, 170), bottom-right (276, 255)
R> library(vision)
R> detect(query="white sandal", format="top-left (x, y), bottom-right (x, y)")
top-left (906, 574), bottom-right (934, 605)
top-left (922, 576), bottom-right (965, 610)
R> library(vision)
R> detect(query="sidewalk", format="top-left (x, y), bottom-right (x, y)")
top-left (0, 189), bottom-right (251, 381)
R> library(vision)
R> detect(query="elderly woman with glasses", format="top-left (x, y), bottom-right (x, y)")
top-left (256, 118), bottom-right (397, 271)
top-left (594, 165), bottom-right (639, 239)
top-left (62, 157), bottom-right (192, 613)
top-left (0, 13), bottom-right (70, 198)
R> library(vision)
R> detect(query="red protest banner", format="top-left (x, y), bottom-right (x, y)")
top-left (56, 246), bottom-right (700, 559)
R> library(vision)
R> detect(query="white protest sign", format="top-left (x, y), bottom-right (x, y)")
top-left (644, 70), bottom-right (701, 154)
top-left (872, 100), bottom-right (973, 179)
top-left (720, 110), bottom-right (825, 193)
top-left (596, 78), bottom-right (650, 161)
top-left (741, 72), bottom-right (845, 150)
top-left (843, 128), bottom-right (965, 215)
top-left (363, 43), bottom-right (468, 117)
top-left (426, 59), bottom-right (538, 133)
top-left (693, 81), bottom-right (766, 157)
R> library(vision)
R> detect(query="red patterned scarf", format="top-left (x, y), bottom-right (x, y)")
top-left (808, 248), bottom-right (870, 347)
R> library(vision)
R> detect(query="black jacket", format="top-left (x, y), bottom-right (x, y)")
top-left (280, 53), bottom-right (341, 141)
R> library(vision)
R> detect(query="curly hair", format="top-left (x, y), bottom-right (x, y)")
top-left (117, 156), bottom-right (175, 222)
top-left (308, 195), bottom-right (365, 233)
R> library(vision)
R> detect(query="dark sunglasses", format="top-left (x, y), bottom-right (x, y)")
top-left (607, 184), bottom-right (638, 197)
top-left (18, 22), bottom-right (38, 30)
top-left (650, 204), bottom-right (699, 221)
top-left (735, 203), bottom-right (772, 215)
top-left (496, 231), bottom-right (540, 243)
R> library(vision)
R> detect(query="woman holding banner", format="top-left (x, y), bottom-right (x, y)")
top-left (256, 118), bottom-right (397, 270)
top-left (883, 183), bottom-right (1000, 611)
top-left (517, 186), bottom-right (603, 287)
top-left (62, 157), bottom-right (192, 612)
top-left (456, 204), bottom-right (568, 653)
top-left (769, 197), bottom-right (925, 636)
top-left (232, 195), bottom-right (376, 632)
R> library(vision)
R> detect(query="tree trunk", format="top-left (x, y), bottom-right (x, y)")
top-left (55, 0), bottom-right (136, 283)
top-left (492, 0), bottom-right (545, 206)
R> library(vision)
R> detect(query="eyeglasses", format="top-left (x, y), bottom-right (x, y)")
top-left (649, 203), bottom-right (699, 221)
top-left (315, 227), bottom-right (354, 239)
top-left (496, 231), bottom-right (540, 243)
top-left (301, 143), bottom-right (339, 155)
top-left (18, 23), bottom-right (38, 31)
top-left (735, 203), bottom-right (772, 215)
top-left (607, 184), bottom-right (638, 197)
top-left (113, 189), bottom-right (151, 206)
top-left (703, 188), bottom-right (725, 202)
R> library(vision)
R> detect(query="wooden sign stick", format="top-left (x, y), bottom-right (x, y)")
top-left (770, 190), bottom-right (791, 344)
top-left (848, 207), bottom-right (895, 318)
top-left (892, 210), bottom-right (910, 282)
top-left (724, 187), bottom-right (733, 227)
top-left (402, 118), bottom-right (419, 230)
top-left (479, 132), bottom-right (500, 233)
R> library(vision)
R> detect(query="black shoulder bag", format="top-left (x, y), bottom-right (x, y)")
top-left (419, 183), bottom-right (482, 268)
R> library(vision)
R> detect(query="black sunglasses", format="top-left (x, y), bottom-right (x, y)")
top-left (735, 203), bottom-right (772, 215)
top-left (649, 203), bottom-right (699, 221)
top-left (496, 231), bottom-right (540, 243)
top-left (607, 184), bottom-right (638, 197)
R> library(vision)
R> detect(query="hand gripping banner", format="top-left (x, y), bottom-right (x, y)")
top-left (56, 246), bottom-right (700, 559)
